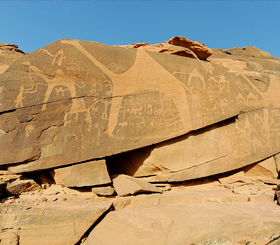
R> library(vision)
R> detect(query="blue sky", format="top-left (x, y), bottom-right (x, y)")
top-left (1, 1), bottom-right (280, 58)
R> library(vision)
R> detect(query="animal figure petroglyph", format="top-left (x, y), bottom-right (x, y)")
top-left (39, 49), bottom-right (66, 67)
top-left (61, 39), bottom-right (196, 136)
top-left (15, 62), bottom-right (85, 112)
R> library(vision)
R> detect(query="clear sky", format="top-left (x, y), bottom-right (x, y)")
top-left (1, 1), bottom-right (280, 58)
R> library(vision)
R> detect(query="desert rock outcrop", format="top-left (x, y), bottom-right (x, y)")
top-left (0, 43), bottom-right (26, 75)
top-left (1, 37), bottom-right (280, 244)
top-left (167, 36), bottom-right (212, 60)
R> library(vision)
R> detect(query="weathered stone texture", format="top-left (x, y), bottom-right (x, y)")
top-left (0, 200), bottom-right (112, 245)
top-left (118, 42), bottom-right (199, 59)
top-left (244, 156), bottom-right (278, 179)
top-left (167, 36), bottom-right (212, 60)
top-left (0, 43), bottom-right (26, 75)
top-left (84, 202), bottom-right (280, 245)
top-left (5, 178), bottom-right (41, 196)
top-left (92, 186), bottom-right (115, 196)
top-left (1, 38), bottom-right (280, 174)
top-left (108, 108), bottom-right (280, 182)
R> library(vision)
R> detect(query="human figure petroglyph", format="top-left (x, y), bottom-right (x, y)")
top-left (61, 39), bottom-right (194, 136)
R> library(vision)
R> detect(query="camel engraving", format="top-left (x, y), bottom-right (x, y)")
top-left (61, 39), bottom-right (195, 136)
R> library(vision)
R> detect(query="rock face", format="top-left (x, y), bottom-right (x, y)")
top-left (84, 201), bottom-right (280, 245)
top-left (1, 37), bottom-right (280, 245)
top-left (1, 38), bottom-right (280, 176)
top-left (108, 108), bottom-right (280, 182)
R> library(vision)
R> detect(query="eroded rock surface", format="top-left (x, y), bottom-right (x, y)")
top-left (118, 42), bottom-right (200, 59)
top-left (108, 108), bottom-right (280, 182)
top-left (0, 38), bottom-right (280, 245)
top-left (0, 200), bottom-right (112, 245)
top-left (0, 43), bottom-right (26, 75)
top-left (1, 38), bottom-right (280, 174)
top-left (84, 201), bottom-right (280, 245)
top-left (167, 36), bottom-right (212, 60)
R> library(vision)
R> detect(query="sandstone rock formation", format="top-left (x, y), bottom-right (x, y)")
top-left (1, 38), bottom-right (280, 245)
top-left (0, 200), bottom-right (112, 245)
top-left (0, 43), bottom-right (26, 75)
top-left (84, 202), bottom-right (280, 245)
top-left (118, 42), bottom-right (200, 59)
top-left (167, 36), bottom-right (212, 60)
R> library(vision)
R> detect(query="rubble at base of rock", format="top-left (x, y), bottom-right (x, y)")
top-left (0, 37), bottom-right (280, 245)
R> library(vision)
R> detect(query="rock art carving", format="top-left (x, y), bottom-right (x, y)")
top-left (61, 39), bottom-right (193, 136)
top-left (1, 39), bottom-right (280, 174)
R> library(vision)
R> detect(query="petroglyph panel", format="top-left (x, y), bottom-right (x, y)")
top-left (1, 39), bottom-right (280, 173)
top-left (108, 108), bottom-right (280, 182)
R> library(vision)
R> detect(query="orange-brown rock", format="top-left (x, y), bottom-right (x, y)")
top-left (0, 43), bottom-right (26, 75)
top-left (224, 46), bottom-right (271, 58)
top-left (167, 36), bottom-right (212, 60)
top-left (0, 200), bottom-right (112, 245)
top-left (50, 160), bottom-right (111, 187)
top-left (84, 201), bottom-right (280, 245)
top-left (119, 42), bottom-right (199, 59)
top-left (1, 38), bottom-right (280, 178)
top-left (5, 177), bottom-right (41, 196)
top-left (108, 108), bottom-right (280, 182)
top-left (112, 174), bottom-right (162, 196)
top-left (244, 157), bottom-right (278, 179)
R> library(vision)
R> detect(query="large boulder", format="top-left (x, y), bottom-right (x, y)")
top-left (49, 160), bottom-right (111, 187)
top-left (167, 36), bottom-right (212, 60)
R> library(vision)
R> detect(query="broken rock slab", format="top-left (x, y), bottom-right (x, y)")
top-left (92, 186), bottom-right (115, 196)
top-left (50, 160), bottom-right (111, 187)
top-left (5, 177), bottom-right (41, 196)
top-left (244, 156), bottom-right (278, 179)
top-left (218, 171), bottom-right (246, 185)
top-left (84, 201), bottom-right (280, 245)
top-left (0, 200), bottom-right (112, 245)
top-left (112, 174), bottom-right (162, 196)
